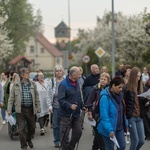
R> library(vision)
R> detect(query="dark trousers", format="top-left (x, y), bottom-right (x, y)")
top-left (60, 116), bottom-right (82, 150)
top-left (143, 116), bottom-right (150, 139)
top-left (92, 127), bottom-right (105, 150)
top-left (38, 114), bottom-right (49, 129)
top-left (16, 107), bottom-right (35, 148)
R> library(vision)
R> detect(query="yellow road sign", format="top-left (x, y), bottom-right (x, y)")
top-left (95, 47), bottom-right (105, 58)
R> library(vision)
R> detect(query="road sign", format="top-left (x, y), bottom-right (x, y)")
top-left (95, 47), bottom-right (105, 58)
top-left (82, 55), bottom-right (90, 63)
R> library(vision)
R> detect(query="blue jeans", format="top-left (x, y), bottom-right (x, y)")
top-left (128, 117), bottom-right (145, 150)
top-left (102, 128), bottom-right (126, 150)
top-left (1, 108), bottom-right (6, 120)
top-left (52, 108), bottom-right (60, 145)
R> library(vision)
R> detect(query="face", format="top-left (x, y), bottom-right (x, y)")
top-left (143, 68), bottom-right (148, 73)
top-left (91, 65), bottom-right (99, 75)
top-left (21, 70), bottom-right (30, 80)
top-left (112, 83), bottom-right (124, 94)
top-left (125, 68), bottom-right (131, 77)
top-left (37, 73), bottom-right (44, 81)
top-left (1, 73), bottom-right (6, 80)
top-left (72, 69), bottom-right (81, 81)
top-left (55, 70), bottom-right (63, 78)
top-left (137, 72), bottom-right (141, 81)
top-left (99, 76), bottom-right (108, 87)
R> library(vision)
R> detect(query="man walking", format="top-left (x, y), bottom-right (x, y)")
top-left (7, 68), bottom-right (41, 150)
top-left (58, 66), bottom-right (84, 150)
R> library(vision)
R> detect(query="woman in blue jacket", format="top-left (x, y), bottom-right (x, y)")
top-left (97, 76), bottom-right (126, 150)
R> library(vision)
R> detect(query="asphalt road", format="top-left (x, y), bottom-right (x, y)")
top-left (0, 113), bottom-right (149, 150)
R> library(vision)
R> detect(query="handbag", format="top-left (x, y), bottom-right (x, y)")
top-left (146, 111), bottom-right (150, 119)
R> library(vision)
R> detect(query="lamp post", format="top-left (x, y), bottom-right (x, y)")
top-left (111, 0), bottom-right (115, 78)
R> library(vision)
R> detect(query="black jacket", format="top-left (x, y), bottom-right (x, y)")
top-left (124, 88), bottom-right (148, 119)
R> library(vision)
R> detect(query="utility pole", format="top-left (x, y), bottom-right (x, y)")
top-left (111, 0), bottom-right (115, 78)
top-left (34, 21), bottom-right (38, 70)
top-left (68, 0), bottom-right (71, 54)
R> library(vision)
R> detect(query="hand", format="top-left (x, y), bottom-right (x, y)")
top-left (0, 102), bottom-right (4, 107)
top-left (145, 101), bottom-right (150, 106)
top-left (83, 107), bottom-right (88, 113)
top-left (7, 110), bottom-right (11, 116)
top-left (49, 108), bottom-right (53, 113)
top-left (87, 111), bottom-right (93, 120)
top-left (71, 104), bottom-right (78, 110)
top-left (109, 131), bottom-right (114, 138)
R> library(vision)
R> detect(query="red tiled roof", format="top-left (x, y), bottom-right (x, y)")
top-left (37, 33), bottom-right (62, 57)
top-left (9, 55), bottom-right (32, 65)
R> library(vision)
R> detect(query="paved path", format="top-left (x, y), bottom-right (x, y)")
top-left (0, 114), bottom-right (149, 150)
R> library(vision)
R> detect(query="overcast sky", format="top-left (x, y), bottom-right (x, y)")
top-left (29, 0), bottom-right (150, 43)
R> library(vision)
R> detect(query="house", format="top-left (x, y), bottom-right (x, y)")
top-left (9, 55), bottom-right (32, 72)
top-left (24, 32), bottom-right (63, 72)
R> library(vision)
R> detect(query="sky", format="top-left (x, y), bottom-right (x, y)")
top-left (29, 0), bottom-right (150, 43)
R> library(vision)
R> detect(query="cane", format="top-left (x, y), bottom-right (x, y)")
top-left (59, 112), bottom-right (73, 150)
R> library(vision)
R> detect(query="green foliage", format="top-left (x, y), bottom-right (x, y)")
top-left (0, 0), bottom-right (35, 59)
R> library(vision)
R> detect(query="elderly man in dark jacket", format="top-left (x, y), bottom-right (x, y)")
top-left (58, 66), bottom-right (84, 150)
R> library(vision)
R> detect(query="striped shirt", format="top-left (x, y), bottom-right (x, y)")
top-left (21, 81), bottom-right (33, 107)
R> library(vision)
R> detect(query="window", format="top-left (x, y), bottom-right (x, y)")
top-left (30, 46), bottom-right (34, 53)
top-left (40, 48), bottom-right (44, 53)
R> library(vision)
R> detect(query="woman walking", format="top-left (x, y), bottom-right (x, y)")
top-left (124, 67), bottom-right (145, 150)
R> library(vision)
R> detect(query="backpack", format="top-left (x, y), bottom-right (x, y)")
top-left (92, 84), bottom-right (102, 122)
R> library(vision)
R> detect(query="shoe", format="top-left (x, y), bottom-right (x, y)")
top-left (27, 140), bottom-right (33, 148)
top-left (2, 120), bottom-right (6, 125)
top-left (54, 144), bottom-right (60, 148)
top-left (40, 128), bottom-right (45, 136)
top-left (22, 146), bottom-right (27, 150)
top-left (44, 128), bottom-right (47, 133)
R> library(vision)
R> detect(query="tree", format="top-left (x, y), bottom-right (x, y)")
top-left (0, 0), bottom-right (35, 58)
top-left (74, 11), bottom-right (150, 67)
top-left (0, 8), bottom-right (13, 70)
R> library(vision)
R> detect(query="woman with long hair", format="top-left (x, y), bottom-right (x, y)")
top-left (124, 67), bottom-right (145, 150)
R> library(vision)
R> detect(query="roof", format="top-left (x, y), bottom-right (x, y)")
top-left (55, 21), bottom-right (70, 38)
top-left (37, 33), bottom-right (62, 57)
top-left (55, 21), bottom-right (69, 29)
top-left (9, 55), bottom-right (32, 65)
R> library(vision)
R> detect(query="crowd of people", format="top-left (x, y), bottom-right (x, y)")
top-left (0, 63), bottom-right (150, 150)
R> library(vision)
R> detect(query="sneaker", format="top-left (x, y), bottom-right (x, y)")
top-left (44, 128), bottom-right (47, 133)
top-left (40, 128), bottom-right (45, 136)
top-left (2, 120), bottom-right (6, 125)
top-left (54, 144), bottom-right (60, 148)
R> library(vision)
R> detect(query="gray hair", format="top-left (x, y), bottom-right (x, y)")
top-left (19, 68), bottom-right (29, 79)
top-left (69, 66), bottom-right (79, 76)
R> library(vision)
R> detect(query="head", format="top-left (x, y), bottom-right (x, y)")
top-left (143, 67), bottom-right (148, 74)
top-left (101, 66), bottom-right (108, 73)
top-left (127, 67), bottom-right (143, 93)
top-left (121, 64), bottom-right (132, 78)
top-left (14, 73), bottom-right (20, 82)
top-left (99, 72), bottom-right (110, 87)
top-left (91, 64), bottom-right (99, 75)
top-left (37, 72), bottom-right (44, 82)
top-left (110, 76), bottom-right (124, 94)
top-left (78, 66), bottom-right (83, 77)
top-left (1, 71), bottom-right (9, 81)
top-left (53, 65), bottom-right (64, 78)
top-left (19, 68), bottom-right (30, 81)
top-left (119, 64), bottom-right (124, 70)
top-left (69, 66), bottom-right (81, 82)
top-left (36, 68), bottom-right (43, 73)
